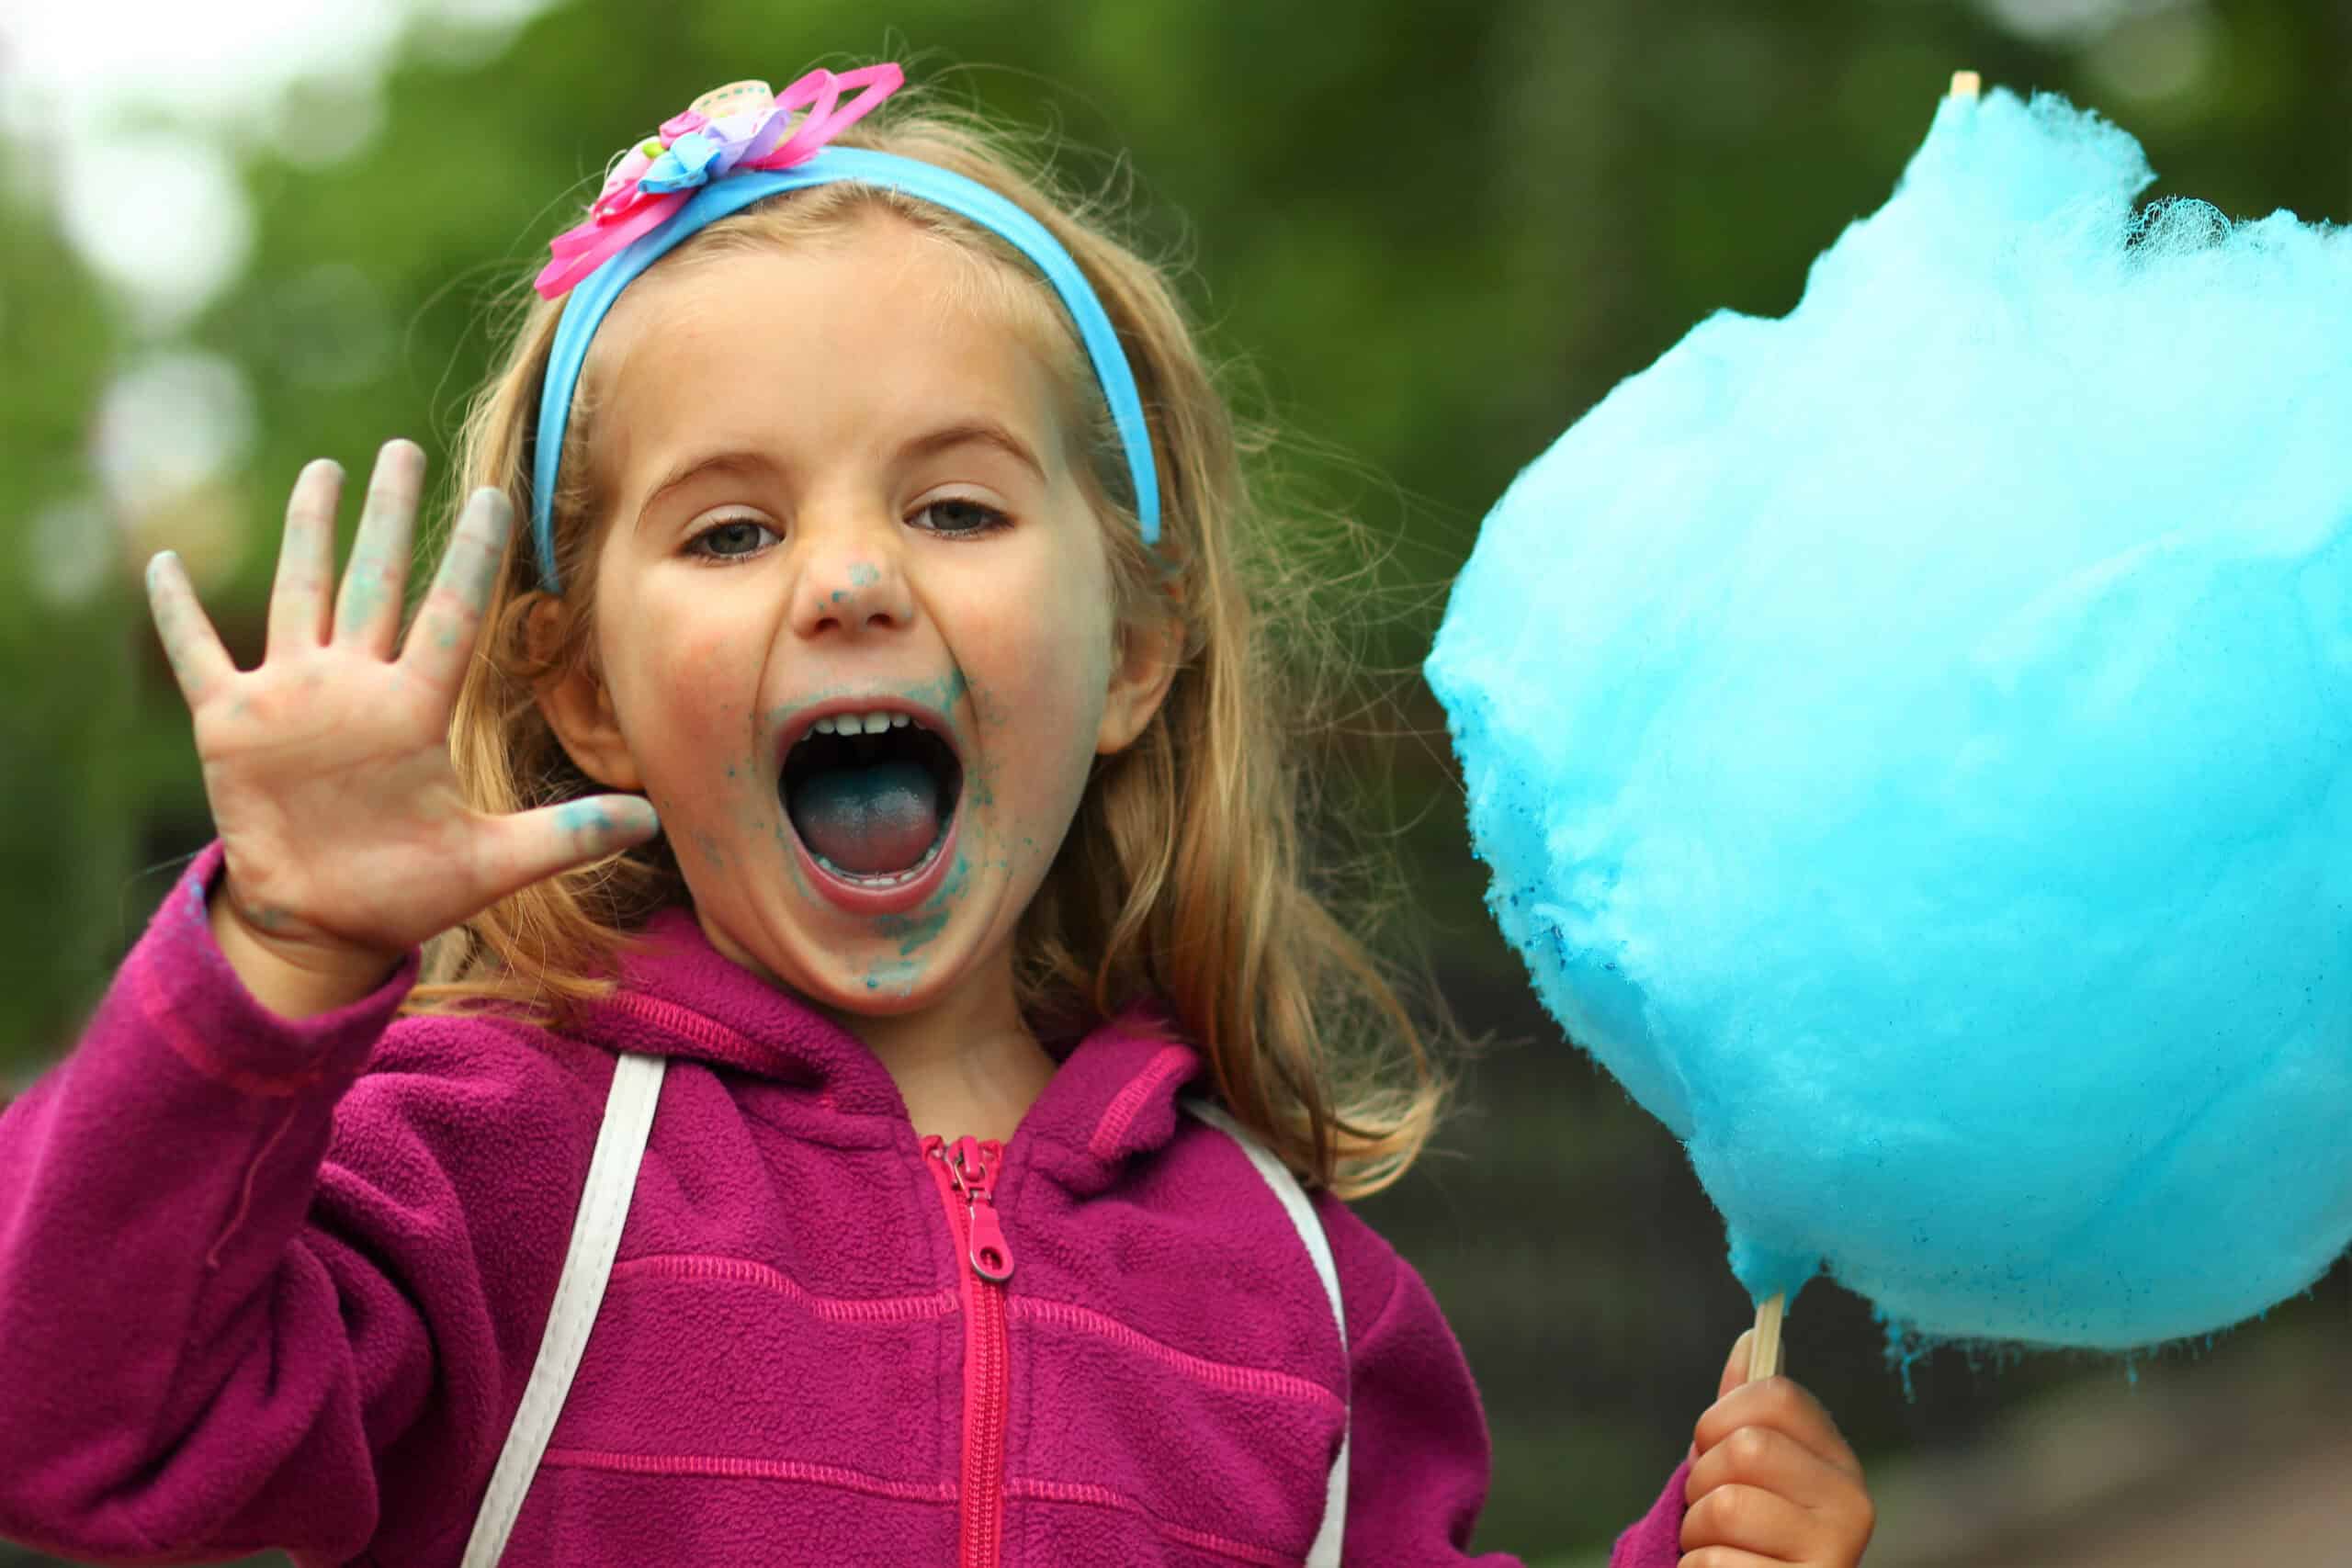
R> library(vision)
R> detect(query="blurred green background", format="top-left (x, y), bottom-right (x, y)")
top-left (4, 1), bottom-right (2348, 1563)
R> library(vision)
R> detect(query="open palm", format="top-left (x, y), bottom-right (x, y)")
top-left (144, 439), bottom-right (658, 969)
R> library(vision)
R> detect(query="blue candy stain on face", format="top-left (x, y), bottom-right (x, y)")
top-left (875, 851), bottom-right (970, 957)
top-left (763, 671), bottom-right (973, 753)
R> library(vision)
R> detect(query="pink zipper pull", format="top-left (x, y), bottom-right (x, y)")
top-left (948, 1136), bottom-right (1015, 1283)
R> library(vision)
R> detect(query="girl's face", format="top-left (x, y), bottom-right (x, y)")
top-left (538, 212), bottom-right (1170, 1025)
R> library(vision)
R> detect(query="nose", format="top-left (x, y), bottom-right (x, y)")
top-left (790, 513), bottom-right (914, 640)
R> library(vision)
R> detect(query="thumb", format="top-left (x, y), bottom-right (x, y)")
top-left (490, 795), bottom-right (662, 897)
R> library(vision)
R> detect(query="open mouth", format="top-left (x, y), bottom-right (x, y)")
top-left (779, 710), bottom-right (964, 888)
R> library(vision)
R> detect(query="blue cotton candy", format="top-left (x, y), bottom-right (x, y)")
top-left (1425, 88), bottom-right (2352, 1351)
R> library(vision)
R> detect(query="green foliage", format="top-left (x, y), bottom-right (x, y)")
top-left (0, 179), bottom-right (141, 1062)
top-left (5, 0), bottom-right (2346, 1556)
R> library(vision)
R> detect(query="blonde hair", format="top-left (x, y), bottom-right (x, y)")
top-left (404, 90), bottom-right (1452, 1198)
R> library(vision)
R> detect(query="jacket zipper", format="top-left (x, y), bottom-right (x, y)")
top-left (922, 1134), bottom-right (1014, 1568)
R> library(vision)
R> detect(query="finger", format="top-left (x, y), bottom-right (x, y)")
top-left (1718, 1330), bottom-right (1755, 1402)
top-left (402, 487), bottom-right (514, 693)
top-left (1695, 1377), bottom-right (1864, 1480)
top-left (334, 438), bottom-right (426, 656)
top-left (1686, 1423), bottom-right (1860, 1515)
top-left (1676, 1549), bottom-right (1794, 1568)
top-left (266, 457), bottom-right (344, 658)
top-left (479, 795), bottom-right (662, 903)
top-left (1690, 1330), bottom-right (1758, 1465)
top-left (145, 551), bottom-right (238, 708)
top-left (1679, 1482), bottom-right (1810, 1561)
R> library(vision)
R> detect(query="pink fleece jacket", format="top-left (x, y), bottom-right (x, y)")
top-left (0, 841), bottom-right (1689, 1566)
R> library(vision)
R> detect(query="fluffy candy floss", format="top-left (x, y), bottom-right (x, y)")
top-left (1425, 87), bottom-right (2352, 1351)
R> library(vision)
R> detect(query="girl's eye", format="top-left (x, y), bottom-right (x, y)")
top-left (911, 497), bottom-right (1011, 536)
top-left (688, 518), bottom-right (778, 560)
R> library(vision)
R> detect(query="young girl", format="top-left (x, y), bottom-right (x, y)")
top-left (0, 62), bottom-right (1873, 1568)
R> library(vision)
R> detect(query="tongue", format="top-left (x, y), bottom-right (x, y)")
top-left (786, 760), bottom-right (943, 876)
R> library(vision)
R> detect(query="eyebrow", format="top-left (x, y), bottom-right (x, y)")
top-left (632, 450), bottom-right (781, 536)
top-left (632, 420), bottom-right (1049, 533)
top-left (896, 419), bottom-right (1047, 485)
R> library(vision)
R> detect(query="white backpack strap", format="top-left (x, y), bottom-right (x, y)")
top-left (1180, 1097), bottom-right (1349, 1567)
top-left (462, 1050), bottom-right (667, 1568)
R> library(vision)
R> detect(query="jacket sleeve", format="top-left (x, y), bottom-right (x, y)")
top-left (0, 840), bottom-right (594, 1564)
top-left (1609, 1458), bottom-right (1692, 1567)
top-left (1316, 1193), bottom-right (1517, 1565)
top-left (1316, 1194), bottom-right (1690, 1568)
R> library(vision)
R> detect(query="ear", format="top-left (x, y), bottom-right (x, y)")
top-left (526, 595), bottom-right (645, 790)
top-left (1095, 604), bottom-right (1183, 756)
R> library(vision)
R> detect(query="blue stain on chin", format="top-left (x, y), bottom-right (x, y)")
top-left (875, 852), bottom-right (969, 956)
top-left (876, 908), bottom-right (948, 957)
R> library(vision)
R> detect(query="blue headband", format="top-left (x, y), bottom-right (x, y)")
top-left (530, 145), bottom-right (1163, 592)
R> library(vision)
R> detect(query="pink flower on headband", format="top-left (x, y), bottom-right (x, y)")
top-left (536, 63), bottom-right (903, 299)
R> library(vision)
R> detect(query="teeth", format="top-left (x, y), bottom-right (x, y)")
top-left (802, 709), bottom-right (923, 741)
top-left (810, 830), bottom-right (946, 887)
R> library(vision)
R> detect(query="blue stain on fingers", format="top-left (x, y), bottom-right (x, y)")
top-left (334, 439), bottom-right (425, 638)
top-left (145, 556), bottom-right (195, 686)
top-left (557, 797), bottom-right (658, 843)
top-left (145, 550), bottom-right (226, 704)
top-left (423, 489), bottom-right (511, 649)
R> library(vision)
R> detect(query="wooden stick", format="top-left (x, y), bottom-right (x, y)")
top-left (1747, 1292), bottom-right (1786, 1382)
top-left (1950, 69), bottom-right (1983, 100)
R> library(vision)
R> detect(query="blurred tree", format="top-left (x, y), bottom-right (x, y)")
top-left (0, 175), bottom-right (139, 1072)
top-left (3, 0), bottom-right (2347, 1560)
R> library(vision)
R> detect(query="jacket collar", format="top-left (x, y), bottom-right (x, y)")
top-left (568, 907), bottom-right (1204, 1193)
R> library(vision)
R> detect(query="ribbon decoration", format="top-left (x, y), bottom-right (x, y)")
top-left (536, 64), bottom-right (904, 299)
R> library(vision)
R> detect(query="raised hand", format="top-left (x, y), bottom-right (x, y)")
top-left (144, 438), bottom-right (659, 1014)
